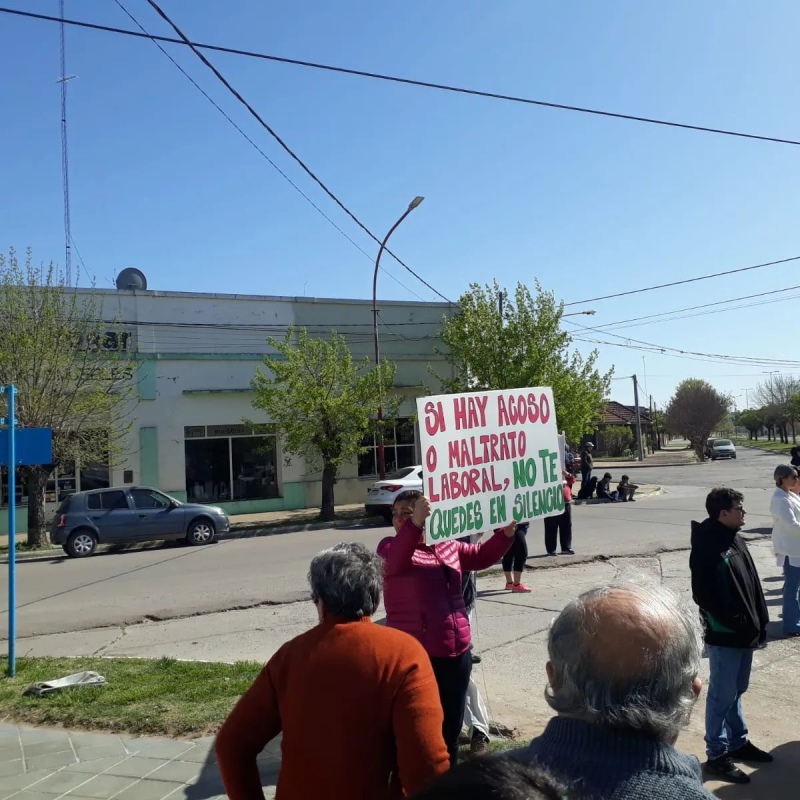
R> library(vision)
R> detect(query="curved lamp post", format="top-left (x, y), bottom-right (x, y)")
top-left (373, 196), bottom-right (425, 479)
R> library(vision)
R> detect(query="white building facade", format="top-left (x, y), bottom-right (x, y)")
top-left (0, 285), bottom-right (453, 532)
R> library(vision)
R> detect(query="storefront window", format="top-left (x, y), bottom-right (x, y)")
top-left (358, 418), bottom-right (417, 477)
top-left (184, 425), bottom-right (279, 503)
top-left (1, 455), bottom-right (110, 508)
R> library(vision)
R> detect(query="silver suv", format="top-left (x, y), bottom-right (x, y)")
top-left (50, 486), bottom-right (230, 558)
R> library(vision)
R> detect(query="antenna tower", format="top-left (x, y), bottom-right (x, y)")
top-left (58, 0), bottom-right (73, 285)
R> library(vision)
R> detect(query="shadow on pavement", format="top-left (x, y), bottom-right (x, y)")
top-left (183, 741), bottom-right (280, 799)
top-left (712, 740), bottom-right (800, 799)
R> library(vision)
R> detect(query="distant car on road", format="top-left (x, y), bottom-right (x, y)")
top-left (706, 439), bottom-right (737, 460)
top-left (365, 466), bottom-right (423, 522)
top-left (50, 486), bottom-right (230, 558)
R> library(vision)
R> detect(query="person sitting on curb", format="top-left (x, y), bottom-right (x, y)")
top-left (595, 472), bottom-right (618, 502)
top-left (215, 542), bottom-right (450, 800)
top-left (690, 487), bottom-right (772, 785)
top-left (411, 753), bottom-right (576, 800)
top-left (617, 474), bottom-right (638, 502)
top-left (510, 582), bottom-right (717, 799)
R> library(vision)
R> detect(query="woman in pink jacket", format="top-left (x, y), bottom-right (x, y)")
top-left (377, 490), bottom-right (516, 765)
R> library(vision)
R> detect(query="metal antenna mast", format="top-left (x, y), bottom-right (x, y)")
top-left (57, 0), bottom-right (75, 285)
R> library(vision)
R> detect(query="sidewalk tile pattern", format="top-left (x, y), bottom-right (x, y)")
top-left (0, 725), bottom-right (280, 800)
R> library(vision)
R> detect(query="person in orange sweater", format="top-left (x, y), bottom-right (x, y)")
top-left (215, 541), bottom-right (450, 800)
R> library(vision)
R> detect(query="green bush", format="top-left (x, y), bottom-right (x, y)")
top-left (603, 425), bottom-right (634, 457)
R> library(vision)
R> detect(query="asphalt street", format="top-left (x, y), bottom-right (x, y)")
top-left (0, 445), bottom-right (787, 638)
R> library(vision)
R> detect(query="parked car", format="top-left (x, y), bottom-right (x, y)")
top-left (707, 439), bottom-right (737, 460)
top-left (50, 486), bottom-right (230, 558)
top-left (365, 466), bottom-right (423, 522)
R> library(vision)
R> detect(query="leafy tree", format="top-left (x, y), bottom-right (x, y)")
top-left (754, 375), bottom-right (800, 443)
top-left (0, 248), bottom-right (135, 547)
top-left (436, 281), bottom-right (613, 442)
top-left (603, 425), bottom-right (633, 457)
top-left (249, 326), bottom-right (398, 521)
top-left (738, 409), bottom-right (765, 440)
top-left (664, 379), bottom-right (729, 459)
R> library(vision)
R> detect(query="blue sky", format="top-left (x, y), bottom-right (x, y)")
top-left (1, 0), bottom-right (799, 409)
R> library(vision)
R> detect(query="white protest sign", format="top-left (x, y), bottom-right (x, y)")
top-left (416, 387), bottom-right (564, 544)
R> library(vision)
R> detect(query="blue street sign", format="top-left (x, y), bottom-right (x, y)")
top-left (0, 428), bottom-right (53, 467)
top-left (1, 386), bottom-right (54, 678)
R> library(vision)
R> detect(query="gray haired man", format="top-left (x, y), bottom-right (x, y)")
top-left (512, 582), bottom-right (716, 799)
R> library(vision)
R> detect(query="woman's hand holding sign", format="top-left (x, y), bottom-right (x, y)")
top-left (412, 495), bottom-right (432, 529)
top-left (502, 520), bottom-right (518, 538)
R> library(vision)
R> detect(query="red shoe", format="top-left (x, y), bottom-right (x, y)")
top-left (505, 581), bottom-right (514, 590)
top-left (512, 583), bottom-right (532, 593)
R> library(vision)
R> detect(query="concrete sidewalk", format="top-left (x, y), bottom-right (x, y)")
top-left (0, 724), bottom-right (280, 800)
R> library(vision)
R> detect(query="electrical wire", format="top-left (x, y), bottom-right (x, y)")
top-left (564, 255), bottom-right (800, 306)
top-left (4, 6), bottom-right (800, 148)
top-left (579, 284), bottom-right (800, 333)
top-left (110, 0), bottom-right (425, 302)
top-left (139, 0), bottom-right (453, 304)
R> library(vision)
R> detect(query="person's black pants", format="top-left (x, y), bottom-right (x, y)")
top-left (580, 468), bottom-right (592, 498)
top-left (501, 526), bottom-right (528, 572)
top-left (544, 504), bottom-right (572, 553)
top-left (429, 651), bottom-right (472, 766)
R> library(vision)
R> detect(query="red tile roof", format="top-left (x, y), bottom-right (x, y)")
top-left (600, 401), bottom-right (652, 425)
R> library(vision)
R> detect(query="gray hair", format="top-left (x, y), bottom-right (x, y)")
top-left (307, 542), bottom-right (383, 619)
top-left (546, 582), bottom-right (704, 741)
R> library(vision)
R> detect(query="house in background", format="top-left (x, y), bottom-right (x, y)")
top-left (582, 401), bottom-right (655, 457)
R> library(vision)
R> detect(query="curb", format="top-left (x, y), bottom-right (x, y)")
top-left (0, 517), bottom-right (390, 564)
top-left (572, 486), bottom-right (662, 505)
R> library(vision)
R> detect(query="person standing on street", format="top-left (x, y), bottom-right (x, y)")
top-left (378, 491), bottom-right (516, 766)
top-left (544, 470), bottom-right (574, 555)
top-left (502, 521), bottom-right (532, 592)
top-left (689, 487), bottom-right (772, 785)
top-left (579, 442), bottom-right (594, 498)
top-left (215, 542), bottom-right (449, 800)
top-left (459, 544), bottom-right (492, 753)
top-left (769, 464), bottom-right (800, 637)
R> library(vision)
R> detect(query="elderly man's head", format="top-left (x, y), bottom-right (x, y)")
top-left (545, 582), bottom-right (703, 742)
top-left (307, 542), bottom-right (383, 622)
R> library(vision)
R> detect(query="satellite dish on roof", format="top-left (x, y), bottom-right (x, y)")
top-left (115, 268), bottom-right (147, 291)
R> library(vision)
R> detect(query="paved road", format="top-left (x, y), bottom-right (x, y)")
top-left (0, 446), bottom-right (784, 638)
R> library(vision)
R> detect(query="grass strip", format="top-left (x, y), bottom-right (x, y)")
top-left (0, 656), bottom-right (260, 738)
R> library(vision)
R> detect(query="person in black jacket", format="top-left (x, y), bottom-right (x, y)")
top-left (689, 487), bottom-right (772, 785)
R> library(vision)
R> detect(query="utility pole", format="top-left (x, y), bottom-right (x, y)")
top-left (498, 291), bottom-right (505, 319)
top-left (650, 394), bottom-right (662, 450)
top-left (633, 374), bottom-right (645, 461)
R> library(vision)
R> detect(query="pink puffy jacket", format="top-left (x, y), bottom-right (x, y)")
top-left (377, 519), bottom-right (513, 659)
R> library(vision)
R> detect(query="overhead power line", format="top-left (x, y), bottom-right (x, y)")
top-left (6, 1), bottom-right (452, 304)
top-left (110, 0), bottom-right (424, 303)
top-left (582, 283), bottom-right (800, 332)
top-left (565, 318), bottom-right (800, 367)
top-left (4, 5), bottom-right (800, 148)
top-left (142, 0), bottom-right (452, 303)
top-left (564, 255), bottom-right (800, 307)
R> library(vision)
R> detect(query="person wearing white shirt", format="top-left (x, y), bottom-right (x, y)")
top-left (769, 464), bottom-right (800, 637)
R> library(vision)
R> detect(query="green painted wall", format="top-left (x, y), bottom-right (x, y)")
top-left (136, 360), bottom-right (157, 400)
top-left (139, 427), bottom-right (160, 487)
top-left (0, 507), bottom-right (28, 536)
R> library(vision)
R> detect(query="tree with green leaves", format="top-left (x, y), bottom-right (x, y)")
top-left (436, 281), bottom-right (613, 443)
top-left (0, 248), bottom-right (135, 547)
top-left (249, 326), bottom-right (398, 521)
top-left (664, 379), bottom-right (729, 460)
top-left (737, 409), bottom-right (765, 440)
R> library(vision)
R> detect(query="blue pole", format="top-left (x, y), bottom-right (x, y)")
top-left (2, 385), bottom-right (17, 677)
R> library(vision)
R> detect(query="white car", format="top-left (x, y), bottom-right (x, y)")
top-left (365, 466), bottom-right (423, 522)
top-left (708, 439), bottom-right (737, 460)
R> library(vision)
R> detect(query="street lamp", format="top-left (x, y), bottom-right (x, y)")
top-left (563, 310), bottom-right (596, 317)
top-left (373, 196), bottom-right (425, 479)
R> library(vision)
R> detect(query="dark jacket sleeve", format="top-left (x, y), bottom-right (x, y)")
top-left (690, 550), bottom-right (752, 634)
